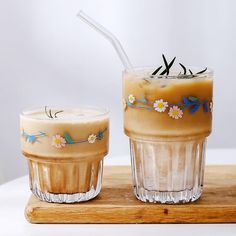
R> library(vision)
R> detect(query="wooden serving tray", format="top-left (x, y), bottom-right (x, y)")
top-left (25, 165), bottom-right (236, 224)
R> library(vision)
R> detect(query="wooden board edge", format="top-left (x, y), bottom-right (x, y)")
top-left (24, 202), bottom-right (236, 224)
top-left (25, 204), bottom-right (37, 223)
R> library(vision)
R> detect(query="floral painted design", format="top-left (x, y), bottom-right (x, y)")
top-left (22, 131), bottom-right (46, 144)
top-left (124, 94), bottom-right (212, 119)
top-left (168, 106), bottom-right (183, 119)
top-left (153, 99), bottom-right (168, 112)
top-left (128, 94), bottom-right (135, 104)
top-left (88, 134), bottom-right (97, 144)
top-left (52, 128), bottom-right (107, 148)
top-left (22, 128), bottom-right (108, 148)
top-left (52, 134), bottom-right (66, 148)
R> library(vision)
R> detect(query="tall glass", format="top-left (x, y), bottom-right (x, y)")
top-left (123, 68), bottom-right (213, 203)
top-left (20, 107), bottom-right (109, 203)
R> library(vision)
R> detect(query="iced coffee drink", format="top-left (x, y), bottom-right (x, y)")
top-left (123, 62), bottom-right (213, 203)
top-left (20, 107), bottom-right (109, 203)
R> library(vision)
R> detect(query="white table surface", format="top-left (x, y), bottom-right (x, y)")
top-left (0, 149), bottom-right (236, 236)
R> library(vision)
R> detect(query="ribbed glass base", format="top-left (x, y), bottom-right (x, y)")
top-left (130, 137), bottom-right (206, 204)
top-left (31, 183), bottom-right (101, 203)
top-left (134, 186), bottom-right (202, 204)
top-left (28, 158), bottom-right (103, 203)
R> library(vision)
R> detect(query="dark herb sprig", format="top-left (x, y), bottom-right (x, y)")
top-left (179, 63), bottom-right (187, 75)
top-left (45, 106), bottom-right (63, 119)
top-left (196, 67), bottom-right (207, 74)
top-left (152, 65), bottom-right (162, 75)
top-left (151, 54), bottom-right (208, 77)
top-left (160, 55), bottom-right (176, 75)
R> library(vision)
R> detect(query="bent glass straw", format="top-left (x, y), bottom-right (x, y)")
top-left (77, 11), bottom-right (133, 71)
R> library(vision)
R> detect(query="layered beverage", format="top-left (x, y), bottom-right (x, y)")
top-left (123, 66), bottom-right (213, 203)
top-left (20, 107), bottom-right (109, 203)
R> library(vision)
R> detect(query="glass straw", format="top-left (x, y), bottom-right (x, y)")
top-left (77, 11), bottom-right (133, 71)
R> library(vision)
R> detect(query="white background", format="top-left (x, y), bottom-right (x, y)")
top-left (0, 0), bottom-right (236, 184)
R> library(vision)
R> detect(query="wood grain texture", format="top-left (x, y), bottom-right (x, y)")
top-left (25, 165), bottom-right (236, 224)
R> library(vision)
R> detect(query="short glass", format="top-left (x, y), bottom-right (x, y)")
top-left (123, 67), bottom-right (213, 204)
top-left (20, 107), bottom-right (109, 203)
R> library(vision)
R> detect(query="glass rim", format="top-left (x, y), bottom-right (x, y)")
top-left (123, 66), bottom-right (213, 79)
top-left (20, 106), bottom-right (109, 121)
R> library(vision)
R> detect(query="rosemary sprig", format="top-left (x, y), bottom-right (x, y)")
top-left (179, 63), bottom-right (187, 75)
top-left (54, 110), bottom-right (64, 118)
top-left (162, 54), bottom-right (169, 75)
top-left (152, 65), bottom-right (162, 75)
top-left (45, 106), bottom-right (53, 118)
top-left (49, 109), bottom-right (53, 119)
top-left (151, 54), bottom-right (208, 78)
top-left (44, 106), bottom-right (63, 119)
top-left (160, 55), bottom-right (176, 75)
top-left (196, 67), bottom-right (207, 74)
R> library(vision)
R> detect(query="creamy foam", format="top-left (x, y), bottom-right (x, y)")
top-left (22, 107), bottom-right (108, 122)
